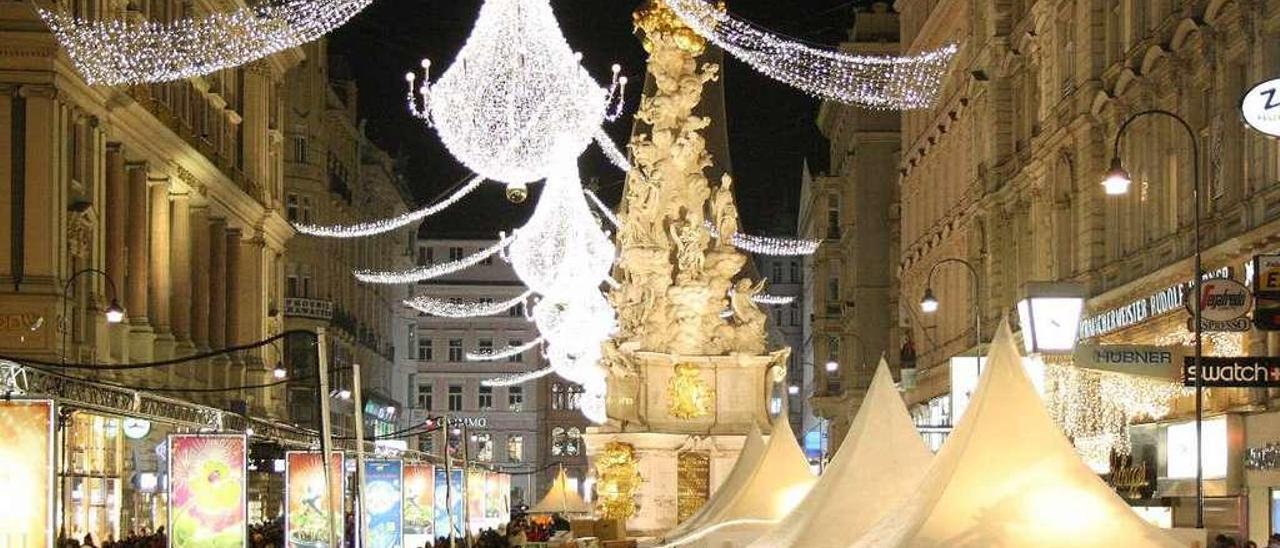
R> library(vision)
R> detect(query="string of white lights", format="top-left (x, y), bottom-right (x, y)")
top-left (404, 290), bottom-right (532, 318)
top-left (705, 223), bottom-right (819, 256)
top-left (595, 128), bottom-right (633, 172)
top-left (508, 163), bottom-right (616, 295)
top-left (405, 0), bottom-right (622, 184)
top-left (354, 232), bottom-right (516, 284)
top-left (663, 0), bottom-right (957, 109)
top-left (465, 337), bottom-right (544, 362)
top-left (295, 175), bottom-right (485, 238)
top-left (752, 293), bottom-right (795, 305)
top-left (481, 365), bottom-right (556, 387)
top-left (40, 0), bottom-right (372, 85)
top-left (584, 189), bottom-right (621, 229)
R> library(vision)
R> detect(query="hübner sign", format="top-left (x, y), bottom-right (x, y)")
top-left (1073, 344), bottom-right (1182, 380)
top-left (1078, 266), bottom-right (1232, 338)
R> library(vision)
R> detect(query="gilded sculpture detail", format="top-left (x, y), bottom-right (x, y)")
top-left (595, 442), bottom-right (643, 520)
top-left (667, 363), bottom-right (715, 419)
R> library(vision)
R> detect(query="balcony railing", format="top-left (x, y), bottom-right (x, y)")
top-left (284, 297), bottom-right (334, 320)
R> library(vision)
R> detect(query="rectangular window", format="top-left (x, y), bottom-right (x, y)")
top-left (509, 302), bottom-right (525, 317)
top-left (302, 276), bottom-right (312, 298)
top-left (482, 254), bottom-right (494, 266)
top-left (478, 338), bottom-right (493, 355)
top-left (478, 386), bottom-right (494, 410)
top-left (286, 275), bottom-right (299, 298)
top-left (417, 338), bottom-right (433, 361)
top-left (825, 276), bottom-right (841, 314)
top-left (475, 433), bottom-right (493, 462)
top-left (417, 246), bottom-right (430, 266)
top-left (507, 435), bottom-right (524, 463)
top-left (416, 384), bottom-right (433, 409)
top-left (292, 135), bottom-right (308, 163)
top-left (771, 262), bottom-right (783, 281)
top-left (826, 195), bottom-right (840, 239)
top-left (286, 194), bottom-right (299, 222)
top-left (448, 339), bottom-right (463, 362)
top-left (507, 339), bottom-right (524, 363)
top-left (508, 386), bottom-right (524, 411)
top-left (301, 196), bottom-right (313, 224)
top-left (448, 385), bottom-right (463, 411)
top-left (789, 261), bottom-right (800, 283)
top-left (449, 247), bottom-right (464, 261)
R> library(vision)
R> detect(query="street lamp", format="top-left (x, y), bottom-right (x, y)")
top-left (61, 268), bottom-right (125, 364)
top-left (787, 384), bottom-right (800, 396)
top-left (824, 360), bottom-right (838, 373)
top-left (919, 258), bottom-right (982, 352)
top-left (1105, 108), bottom-right (1205, 528)
top-left (1016, 282), bottom-right (1086, 355)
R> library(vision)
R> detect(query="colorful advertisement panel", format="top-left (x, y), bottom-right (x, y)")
top-left (466, 469), bottom-right (486, 533)
top-left (403, 464), bottom-right (434, 548)
top-left (0, 399), bottom-right (54, 548)
top-left (363, 459), bottom-right (403, 548)
top-left (286, 452), bottom-right (345, 547)
top-left (432, 468), bottom-right (465, 538)
top-left (168, 434), bottom-right (247, 548)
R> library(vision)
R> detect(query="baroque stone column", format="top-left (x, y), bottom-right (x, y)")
top-left (104, 144), bottom-right (129, 362)
top-left (170, 192), bottom-right (193, 353)
top-left (190, 206), bottom-right (211, 352)
top-left (148, 178), bottom-right (175, 366)
top-left (125, 163), bottom-right (150, 322)
top-left (208, 219), bottom-right (229, 387)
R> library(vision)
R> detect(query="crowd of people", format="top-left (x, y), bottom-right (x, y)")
top-left (59, 528), bottom-right (166, 548)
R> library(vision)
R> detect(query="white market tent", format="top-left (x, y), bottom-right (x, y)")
top-left (847, 320), bottom-right (1187, 548)
top-left (750, 358), bottom-right (932, 548)
top-left (529, 466), bottom-right (593, 515)
top-left (662, 415), bottom-right (816, 546)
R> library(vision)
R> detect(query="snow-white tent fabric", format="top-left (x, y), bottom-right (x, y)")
top-left (663, 416), bottom-right (816, 546)
top-left (662, 423), bottom-right (766, 540)
top-left (529, 466), bottom-right (592, 515)
top-left (750, 358), bottom-right (931, 548)
top-left (847, 320), bottom-right (1186, 548)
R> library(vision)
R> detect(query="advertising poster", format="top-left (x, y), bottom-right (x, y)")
top-left (498, 474), bottom-right (511, 518)
top-left (483, 472), bottom-right (502, 526)
top-left (403, 464), bottom-right (434, 547)
top-left (363, 459), bottom-right (404, 548)
top-left (286, 452), bottom-right (345, 547)
top-left (432, 468), bottom-right (465, 538)
top-left (168, 434), bottom-right (247, 548)
top-left (467, 469), bottom-right (486, 533)
top-left (0, 399), bottom-right (54, 548)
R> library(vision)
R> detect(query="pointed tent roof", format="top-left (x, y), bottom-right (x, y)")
top-left (848, 320), bottom-right (1185, 547)
top-left (664, 416), bottom-right (815, 543)
top-left (663, 423), bottom-right (767, 540)
top-left (751, 358), bottom-right (932, 548)
top-left (529, 466), bottom-right (592, 515)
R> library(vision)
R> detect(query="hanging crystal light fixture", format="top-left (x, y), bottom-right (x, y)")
top-left (405, 0), bottom-right (626, 185)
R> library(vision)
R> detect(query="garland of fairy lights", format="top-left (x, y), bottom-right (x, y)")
top-left (405, 0), bottom-right (625, 184)
top-left (482, 365), bottom-right (556, 387)
top-left (405, 290), bottom-right (532, 318)
top-left (751, 293), bottom-right (794, 305)
top-left (40, 0), bottom-right (372, 85)
top-left (595, 128), bottom-right (633, 172)
top-left (354, 233), bottom-right (516, 284)
top-left (295, 175), bottom-right (485, 238)
top-left (705, 223), bottom-right (819, 256)
top-left (465, 338), bottom-right (544, 362)
top-left (584, 189), bottom-right (622, 229)
top-left (663, 0), bottom-right (958, 109)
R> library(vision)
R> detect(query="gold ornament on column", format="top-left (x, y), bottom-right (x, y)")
top-left (594, 442), bottom-right (642, 520)
top-left (667, 363), bottom-right (714, 419)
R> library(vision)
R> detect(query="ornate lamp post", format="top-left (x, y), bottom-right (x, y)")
top-left (919, 258), bottom-right (982, 357)
top-left (1104, 108), bottom-right (1205, 528)
top-left (61, 268), bottom-right (125, 364)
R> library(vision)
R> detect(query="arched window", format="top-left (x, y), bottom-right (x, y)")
top-left (552, 383), bottom-right (565, 410)
top-left (551, 427), bottom-right (566, 456)
top-left (566, 428), bottom-right (582, 456)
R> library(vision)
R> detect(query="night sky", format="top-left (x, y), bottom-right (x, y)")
top-left (328, 0), bottom-right (860, 238)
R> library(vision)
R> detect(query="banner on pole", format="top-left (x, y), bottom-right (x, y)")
top-left (433, 468), bottom-right (465, 538)
top-left (403, 464), bottom-right (435, 548)
top-left (168, 434), bottom-right (248, 548)
top-left (363, 459), bottom-right (404, 548)
top-left (0, 399), bottom-right (55, 548)
top-left (286, 451), bottom-right (345, 547)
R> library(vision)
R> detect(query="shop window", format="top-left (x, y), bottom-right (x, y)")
top-left (475, 433), bottom-right (493, 461)
top-left (507, 435), bottom-right (524, 463)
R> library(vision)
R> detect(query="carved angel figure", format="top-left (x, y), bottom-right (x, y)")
top-left (729, 278), bottom-right (767, 327)
top-left (710, 174), bottom-right (739, 239)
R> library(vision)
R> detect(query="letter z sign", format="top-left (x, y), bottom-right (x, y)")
top-left (1242, 78), bottom-right (1280, 138)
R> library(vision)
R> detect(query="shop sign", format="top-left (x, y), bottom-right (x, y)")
top-left (1184, 278), bottom-right (1252, 321)
top-left (1241, 78), bottom-right (1280, 138)
top-left (447, 416), bottom-right (488, 429)
top-left (1079, 267), bottom-right (1231, 338)
top-left (1245, 442), bottom-right (1280, 470)
top-left (1183, 356), bottom-right (1280, 387)
top-left (1107, 453), bottom-right (1153, 499)
top-left (1254, 254), bottom-right (1280, 330)
top-left (1072, 344), bottom-right (1181, 380)
top-left (122, 418), bottom-right (151, 439)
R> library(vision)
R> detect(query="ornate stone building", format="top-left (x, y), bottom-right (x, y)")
top-left (281, 40), bottom-right (416, 438)
top-left (896, 0), bottom-right (1280, 538)
top-left (799, 2), bottom-right (904, 454)
top-left (0, 0), bottom-right (296, 414)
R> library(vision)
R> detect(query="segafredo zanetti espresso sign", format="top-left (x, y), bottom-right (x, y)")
top-left (1184, 357), bottom-right (1280, 387)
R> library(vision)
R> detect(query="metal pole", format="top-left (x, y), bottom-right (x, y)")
top-left (352, 362), bottom-right (368, 548)
top-left (462, 423), bottom-right (472, 545)
top-left (1112, 108), bottom-right (1203, 529)
top-left (444, 414), bottom-right (455, 548)
top-left (315, 328), bottom-right (340, 547)
top-left (924, 258), bottom-right (982, 370)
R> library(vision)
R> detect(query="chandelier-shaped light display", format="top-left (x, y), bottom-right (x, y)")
top-left (664, 0), bottom-right (958, 109)
top-left (40, 0), bottom-right (371, 85)
top-left (508, 165), bottom-right (616, 295)
top-left (405, 0), bottom-right (626, 184)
